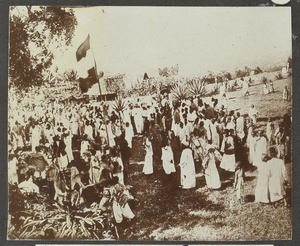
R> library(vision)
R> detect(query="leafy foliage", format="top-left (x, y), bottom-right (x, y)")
top-left (186, 79), bottom-right (206, 98)
top-left (170, 83), bottom-right (188, 102)
top-left (158, 64), bottom-right (179, 77)
top-left (9, 6), bottom-right (77, 88)
top-left (105, 74), bottom-right (126, 95)
top-left (8, 184), bottom-right (116, 240)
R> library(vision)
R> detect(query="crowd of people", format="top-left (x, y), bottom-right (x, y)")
top-left (8, 80), bottom-right (291, 226)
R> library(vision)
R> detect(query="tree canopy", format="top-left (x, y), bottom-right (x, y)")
top-left (9, 6), bottom-right (78, 88)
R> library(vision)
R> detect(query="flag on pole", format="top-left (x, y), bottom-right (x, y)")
top-left (78, 67), bottom-right (98, 93)
top-left (76, 35), bottom-right (91, 62)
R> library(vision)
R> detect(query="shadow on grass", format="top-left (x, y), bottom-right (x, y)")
top-left (121, 163), bottom-right (226, 240)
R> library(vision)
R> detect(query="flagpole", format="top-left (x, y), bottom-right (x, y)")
top-left (89, 38), bottom-right (110, 147)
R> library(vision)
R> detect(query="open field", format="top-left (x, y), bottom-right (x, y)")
top-left (124, 73), bottom-right (292, 240)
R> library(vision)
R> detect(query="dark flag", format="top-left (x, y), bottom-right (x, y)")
top-left (76, 35), bottom-right (91, 62)
top-left (78, 67), bottom-right (98, 93)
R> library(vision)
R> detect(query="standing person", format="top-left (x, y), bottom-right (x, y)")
top-left (253, 130), bottom-right (267, 167)
top-left (11, 121), bottom-right (25, 150)
top-left (65, 132), bottom-right (74, 164)
top-left (263, 82), bottom-right (269, 95)
top-left (125, 122), bottom-right (134, 148)
top-left (210, 118), bottom-right (220, 149)
top-left (268, 147), bottom-right (288, 206)
top-left (31, 123), bottom-right (42, 152)
top-left (254, 156), bottom-right (270, 204)
top-left (234, 161), bottom-right (245, 204)
top-left (220, 129), bottom-right (236, 173)
top-left (236, 112), bottom-right (245, 142)
top-left (53, 135), bottom-right (68, 171)
top-left (242, 78), bottom-right (250, 96)
top-left (149, 120), bottom-right (162, 165)
top-left (248, 104), bottom-right (259, 125)
top-left (170, 131), bottom-right (181, 166)
top-left (178, 147), bottom-right (196, 189)
top-left (161, 142), bottom-right (176, 175)
top-left (89, 149), bottom-right (102, 184)
top-left (143, 134), bottom-right (153, 175)
top-left (8, 153), bottom-right (18, 185)
top-left (118, 132), bottom-right (131, 184)
top-left (202, 145), bottom-right (222, 190)
top-left (283, 85), bottom-right (289, 100)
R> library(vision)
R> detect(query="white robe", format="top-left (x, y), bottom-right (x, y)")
top-left (143, 139), bottom-right (153, 175)
top-left (179, 148), bottom-right (196, 189)
top-left (65, 135), bottom-right (74, 163)
top-left (204, 152), bottom-right (221, 189)
top-left (255, 161), bottom-right (270, 203)
top-left (253, 137), bottom-right (267, 167)
top-left (236, 116), bottom-right (245, 140)
top-left (161, 146), bottom-right (176, 175)
top-left (125, 124), bottom-right (134, 148)
top-left (268, 158), bottom-right (287, 203)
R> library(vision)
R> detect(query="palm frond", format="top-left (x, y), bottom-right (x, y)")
top-left (170, 83), bottom-right (188, 102)
top-left (186, 79), bottom-right (207, 98)
top-left (112, 97), bottom-right (126, 112)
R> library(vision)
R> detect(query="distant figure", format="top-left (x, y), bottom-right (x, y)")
top-left (248, 104), bottom-right (259, 125)
top-left (268, 82), bottom-right (274, 93)
top-left (263, 82), bottom-right (269, 95)
top-left (242, 78), bottom-right (250, 96)
top-left (283, 86), bottom-right (289, 101)
top-left (234, 161), bottom-right (244, 204)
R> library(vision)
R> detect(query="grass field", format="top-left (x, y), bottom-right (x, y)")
top-left (121, 72), bottom-right (292, 240)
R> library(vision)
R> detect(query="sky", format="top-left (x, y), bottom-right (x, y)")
top-left (47, 7), bottom-right (292, 81)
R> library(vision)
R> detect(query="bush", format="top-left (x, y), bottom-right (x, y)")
top-left (261, 76), bottom-right (269, 84)
top-left (8, 184), bottom-right (116, 240)
top-left (254, 66), bottom-right (263, 75)
top-left (275, 73), bottom-right (284, 80)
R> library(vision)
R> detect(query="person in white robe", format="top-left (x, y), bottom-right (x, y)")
top-left (248, 104), bottom-right (259, 125)
top-left (203, 145), bottom-right (221, 190)
top-left (8, 154), bottom-right (18, 184)
top-left (143, 136), bottom-right (153, 175)
top-left (220, 129), bottom-right (236, 172)
top-left (253, 131), bottom-right (267, 167)
top-left (84, 121), bottom-right (94, 140)
top-left (254, 158), bottom-right (270, 204)
top-left (236, 112), bottom-right (245, 141)
top-left (268, 147), bottom-right (287, 205)
top-left (107, 122), bottom-right (116, 148)
top-left (31, 124), bottom-right (42, 152)
top-left (247, 129), bottom-right (256, 165)
top-left (132, 105), bottom-right (143, 134)
top-left (65, 132), bottom-right (74, 163)
top-left (179, 147), bottom-right (196, 189)
top-left (161, 144), bottom-right (176, 175)
top-left (210, 119), bottom-right (220, 149)
top-left (125, 122), bottom-right (134, 148)
top-left (263, 83), bottom-right (269, 95)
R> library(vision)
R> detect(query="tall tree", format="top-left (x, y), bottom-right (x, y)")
top-left (9, 6), bottom-right (78, 88)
